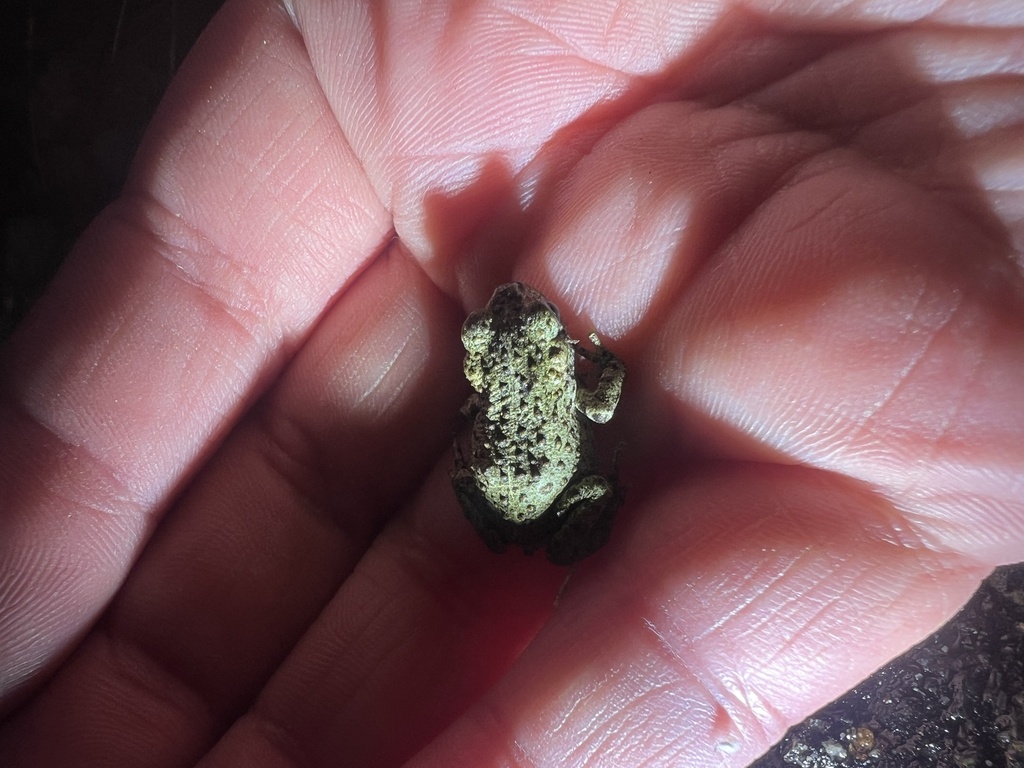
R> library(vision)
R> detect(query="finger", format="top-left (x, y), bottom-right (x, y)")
top-left (657, 128), bottom-right (1024, 560)
top-left (292, 0), bottom-right (1022, 283)
top-left (195, 464), bottom-right (566, 768)
top-left (515, 50), bottom-right (1024, 562)
top-left (290, 0), bottom-right (699, 275)
top-left (0, 0), bottom-right (390, 707)
top-left (0, 251), bottom-right (464, 766)
top-left (404, 465), bottom-right (990, 768)
top-left (745, 0), bottom-right (1022, 27)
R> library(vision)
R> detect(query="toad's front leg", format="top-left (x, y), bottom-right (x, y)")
top-left (576, 333), bottom-right (625, 424)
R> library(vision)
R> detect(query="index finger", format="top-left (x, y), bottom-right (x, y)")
top-left (0, 0), bottom-right (390, 708)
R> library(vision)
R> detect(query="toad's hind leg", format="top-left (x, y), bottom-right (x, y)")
top-left (545, 475), bottom-right (621, 566)
top-left (451, 466), bottom-right (510, 554)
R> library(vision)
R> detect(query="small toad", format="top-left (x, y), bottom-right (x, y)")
top-left (451, 282), bottom-right (626, 565)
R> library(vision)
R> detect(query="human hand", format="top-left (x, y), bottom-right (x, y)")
top-left (2, 1), bottom-right (1022, 766)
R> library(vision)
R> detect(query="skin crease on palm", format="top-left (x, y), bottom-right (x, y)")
top-left (0, 0), bottom-right (1022, 765)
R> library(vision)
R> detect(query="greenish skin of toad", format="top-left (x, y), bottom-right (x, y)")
top-left (451, 282), bottom-right (626, 566)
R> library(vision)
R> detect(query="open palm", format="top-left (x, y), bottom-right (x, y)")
top-left (2, 1), bottom-right (1022, 766)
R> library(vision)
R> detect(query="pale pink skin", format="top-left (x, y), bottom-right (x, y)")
top-left (1, 1), bottom-right (1023, 766)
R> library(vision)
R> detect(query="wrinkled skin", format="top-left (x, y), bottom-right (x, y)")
top-left (1, 1), bottom-right (1022, 767)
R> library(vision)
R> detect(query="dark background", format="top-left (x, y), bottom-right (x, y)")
top-left (1, 2), bottom-right (1021, 766)
top-left (1, 0), bottom-right (220, 336)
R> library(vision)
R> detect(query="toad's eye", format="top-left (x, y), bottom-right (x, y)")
top-left (462, 312), bottom-right (493, 352)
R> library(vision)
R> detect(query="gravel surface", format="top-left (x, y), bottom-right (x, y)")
top-left (753, 566), bottom-right (1024, 768)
